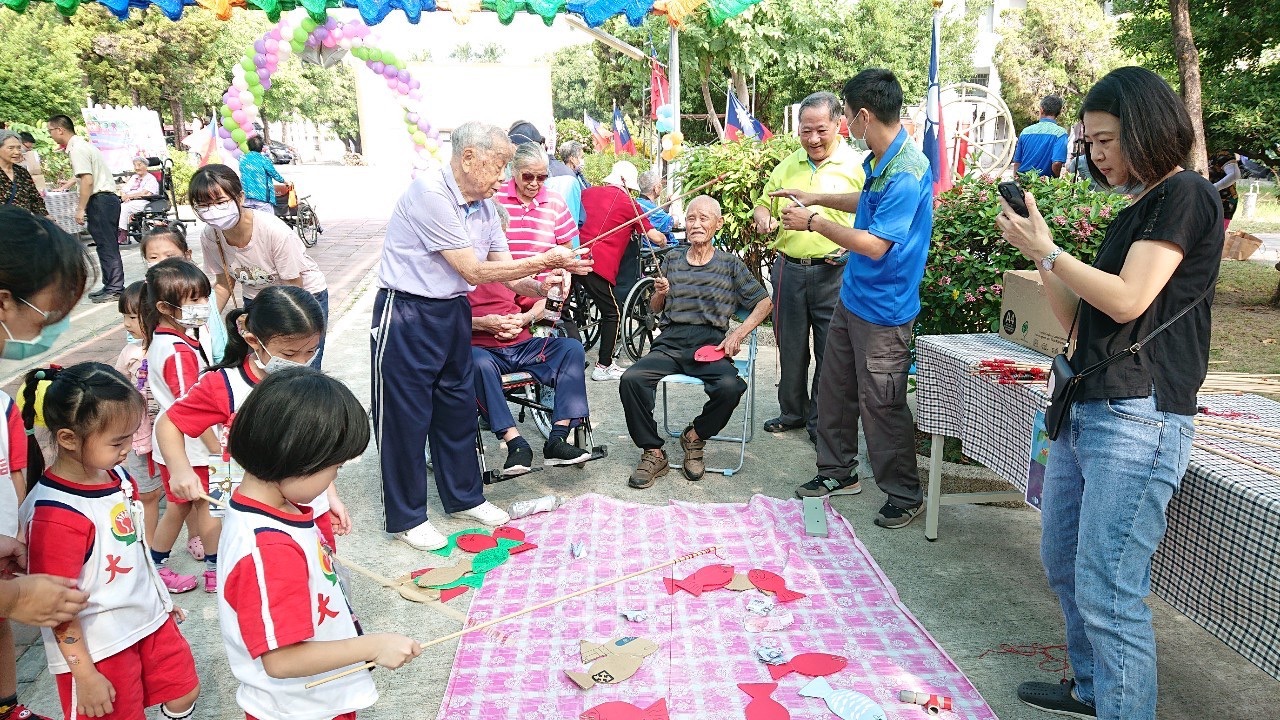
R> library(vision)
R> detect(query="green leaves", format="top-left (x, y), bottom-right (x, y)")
top-left (675, 135), bottom-right (799, 256)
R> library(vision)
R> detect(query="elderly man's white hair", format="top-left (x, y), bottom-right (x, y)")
top-left (451, 122), bottom-right (512, 160)
top-left (636, 169), bottom-right (661, 194)
top-left (686, 194), bottom-right (722, 217)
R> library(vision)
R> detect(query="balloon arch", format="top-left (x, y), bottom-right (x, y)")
top-left (218, 10), bottom-right (442, 173)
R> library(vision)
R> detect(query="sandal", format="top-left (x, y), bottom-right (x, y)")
top-left (187, 536), bottom-right (205, 561)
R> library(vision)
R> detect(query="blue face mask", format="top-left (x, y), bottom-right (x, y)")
top-left (1, 315), bottom-right (70, 361)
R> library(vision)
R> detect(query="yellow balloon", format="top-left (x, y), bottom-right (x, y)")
top-left (670, 131), bottom-right (684, 144)
top-left (661, 148), bottom-right (677, 162)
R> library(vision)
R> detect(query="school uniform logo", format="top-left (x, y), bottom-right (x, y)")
top-left (317, 540), bottom-right (338, 585)
top-left (109, 502), bottom-right (138, 545)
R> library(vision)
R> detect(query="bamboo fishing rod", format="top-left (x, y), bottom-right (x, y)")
top-left (304, 546), bottom-right (719, 689)
top-left (1192, 442), bottom-right (1280, 478)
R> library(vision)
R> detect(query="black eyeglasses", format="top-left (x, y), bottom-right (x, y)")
top-left (521, 172), bottom-right (549, 183)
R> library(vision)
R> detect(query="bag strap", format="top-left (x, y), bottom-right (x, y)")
top-left (214, 228), bottom-right (240, 310)
top-left (1076, 282), bottom-right (1214, 379)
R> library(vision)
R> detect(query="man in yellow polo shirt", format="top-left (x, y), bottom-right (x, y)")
top-left (751, 92), bottom-right (864, 443)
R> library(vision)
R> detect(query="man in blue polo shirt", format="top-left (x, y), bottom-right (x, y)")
top-left (1011, 96), bottom-right (1068, 178)
top-left (779, 68), bottom-right (930, 529)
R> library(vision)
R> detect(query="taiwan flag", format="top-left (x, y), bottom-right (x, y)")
top-left (724, 89), bottom-right (772, 142)
top-left (584, 112), bottom-right (612, 152)
top-left (612, 107), bottom-right (636, 156)
top-left (922, 9), bottom-right (953, 195)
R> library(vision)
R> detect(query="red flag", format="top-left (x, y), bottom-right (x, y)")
top-left (650, 59), bottom-right (670, 120)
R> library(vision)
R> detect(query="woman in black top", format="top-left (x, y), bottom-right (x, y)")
top-left (995, 67), bottom-right (1223, 720)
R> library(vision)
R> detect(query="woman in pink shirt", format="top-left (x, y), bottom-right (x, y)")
top-left (494, 143), bottom-right (579, 313)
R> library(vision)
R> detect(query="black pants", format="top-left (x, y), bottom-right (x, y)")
top-left (771, 256), bottom-right (843, 435)
top-left (575, 272), bottom-right (620, 365)
top-left (87, 192), bottom-right (123, 293)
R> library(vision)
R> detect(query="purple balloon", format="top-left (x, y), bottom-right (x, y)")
top-left (385, 66), bottom-right (399, 79)
top-left (255, 53), bottom-right (267, 67)
top-left (261, 78), bottom-right (272, 91)
top-left (410, 79), bottom-right (421, 90)
top-left (370, 61), bottom-right (384, 73)
top-left (397, 69), bottom-right (410, 82)
top-left (305, 37), bottom-right (318, 48)
top-left (257, 68), bottom-right (270, 83)
top-left (217, 127), bottom-right (231, 138)
top-left (223, 138), bottom-right (238, 151)
top-left (316, 27), bottom-right (331, 40)
top-left (254, 39), bottom-right (266, 54)
top-left (407, 112), bottom-right (419, 123)
top-left (416, 119), bottom-right (430, 133)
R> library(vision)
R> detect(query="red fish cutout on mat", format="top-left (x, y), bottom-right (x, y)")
top-left (766, 652), bottom-right (848, 680)
top-left (693, 345), bottom-right (726, 362)
top-left (748, 569), bottom-right (807, 602)
top-left (663, 564), bottom-right (735, 596)
top-left (580, 699), bottom-right (670, 720)
top-left (439, 586), bottom-right (468, 602)
top-left (739, 682), bottom-right (790, 720)
top-left (493, 526), bottom-right (525, 542)
top-left (456, 534), bottom-right (498, 553)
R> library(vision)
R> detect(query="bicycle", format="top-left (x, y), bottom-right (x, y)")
top-left (273, 183), bottom-right (322, 248)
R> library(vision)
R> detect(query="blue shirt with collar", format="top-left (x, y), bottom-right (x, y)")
top-left (841, 126), bottom-right (933, 327)
top-left (636, 196), bottom-right (675, 247)
top-left (1012, 118), bottom-right (1069, 177)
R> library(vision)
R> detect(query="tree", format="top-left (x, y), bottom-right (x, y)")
top-left (450, 42), bottom-right (506, 63)
top-left (0, 6), bottom-right (85, 125)
top-left (993, 0), bottom-right (1129, 130)
top-left (1169, 0), bottom-right (1207, 172)
top-left (548, 44), bottom-right (600, 121)
top-left (262, 56), bottom-right (361, 149)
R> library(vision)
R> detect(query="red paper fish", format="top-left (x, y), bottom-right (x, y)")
top-left (440, 586), bottom-right (468, 603)
top-left (766, 652), bottom-right (848, 680)
top-left (663, 564), bottom-right (735, 596)
top-left (456, 534), bottom-right (498, 553)
top-left (494, 526), bottom-right (526, 542)
top-left (748, 569), bottom-right (807, 603)
top-left (580, 699), bottom-right (669, 720)
top-left (739, 682), bottom-right (790, 720)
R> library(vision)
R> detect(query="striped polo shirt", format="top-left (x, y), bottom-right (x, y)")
top-left (659, 248), bottom-right (768, 331)
top-left (495, 180), bottom-right (579, 282)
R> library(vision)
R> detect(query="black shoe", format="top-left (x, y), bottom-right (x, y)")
top-left (874, 500), bottom-right (922, 529)
top-left (1017, 680), bottom-right (1096, 718)
top-left (795, 475), bottom-right (862, 498)
top-left (543, 438), bottom-right (590, 466)
top-left (764, 417), bottom-right (805, 433)
top-left (503, 440), bottom-right (533, 474)
top-left (89, 290), bottom-right (121, 304)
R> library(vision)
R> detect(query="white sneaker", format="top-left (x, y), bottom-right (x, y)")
top-left (591, 363), bottom-right (626, 382)
top-left (394, 520), bottom-right (448, 551)
top-left (451, 501), bottom-right (511, 527)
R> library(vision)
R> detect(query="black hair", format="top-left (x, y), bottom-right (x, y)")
top-left (1040, 95), bottom-right (1064, 118)
top-left (1080, 66), bottom-right (1194, 189)
top-left (139, 224), bottom-right (189, 257)
top-left (842, 68), bottom-right (903, 125)
top-left (227, 368), bottom-right (370, 482)
top-left (20, 362), bottom-right (144, 484)
top-left (118, 281), bottom-right (145, 317)
top-left (47, 115), bottom-right (74, 132)
top-left (17, 131), bottom-right (35, 144)
top-left (0, 206), bottom-right (93, 321)
top-left (246, 136), bottom-right (264, 153)
top-left (210, 285), bottom-right (324, 373)
top-left (141, 258), bottom-right (211, 343)
top-left (188, 164), bottom-right (243, 207)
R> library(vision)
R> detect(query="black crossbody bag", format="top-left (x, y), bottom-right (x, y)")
top-left (1045, 283), bottom-right (1212, 441)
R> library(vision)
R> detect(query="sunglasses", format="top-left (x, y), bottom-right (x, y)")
top-left (521, 172), bottom-right (549, 183)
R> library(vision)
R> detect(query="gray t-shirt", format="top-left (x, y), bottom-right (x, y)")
top-left (659, 249), bottom-right (767, 331)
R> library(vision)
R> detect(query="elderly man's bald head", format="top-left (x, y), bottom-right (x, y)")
top-left (686, 195), bottom-right (722, 217)
top-left (684, 194), bottom-right (725, 245)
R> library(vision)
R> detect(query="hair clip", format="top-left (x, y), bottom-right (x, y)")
top-left (34, 370), bottom-right (46, 380)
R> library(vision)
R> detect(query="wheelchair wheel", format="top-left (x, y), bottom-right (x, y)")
top-left (621, 277), bottom-right (658, 362)
top-left (511, 383), bottom-right (553, 439)
top-left (296, 202), bottom-right (320, 248)
top-left (565, 283), bottom-right (601, 352)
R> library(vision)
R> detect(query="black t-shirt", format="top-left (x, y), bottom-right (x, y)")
top-left (1072, 170), bottom-right (1224, 415)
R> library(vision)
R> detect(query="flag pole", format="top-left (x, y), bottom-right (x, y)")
top-left (667, 23), bottom-right (682, 218)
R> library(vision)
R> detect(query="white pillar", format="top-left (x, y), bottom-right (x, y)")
top-left (667, 24), bottom-right (682, 213)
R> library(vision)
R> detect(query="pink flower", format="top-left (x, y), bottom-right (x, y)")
top-left (978, 286), bottom-right (987, 293)
top-left (1099, 205), bottom-right (1112, 219)
top-left (940, 276), bottom-right (952, 286)
top-left (965, 293), bottom-right (978, 303)
top-left (991, 285), bottom-right (1003, 295)
top-left (979, 191), bottom-right (991, 202)
top-left (953, 255), bottom-right (964, 263)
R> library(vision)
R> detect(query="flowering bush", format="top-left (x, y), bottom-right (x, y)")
top-left (916, 173), bottom-right (1130, 337)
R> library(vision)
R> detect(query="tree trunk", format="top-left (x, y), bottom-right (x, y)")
top-left (168, 98), bottom-right (185, 146)
top-left (699, 56), bottom-right (725, 141)
top-left (730, 69), bottom-right (749, 106)
top-left (1170, 0), bottom-right (1208, 174)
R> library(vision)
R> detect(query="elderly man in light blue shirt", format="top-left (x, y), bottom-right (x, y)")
top-left (372, 121), bottom-right (590, 552)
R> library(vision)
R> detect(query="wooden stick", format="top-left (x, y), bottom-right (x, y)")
top-left (1192, 442), bottom-right (1280, 478)
top-left (304, 546), bottom-right (718, 689)
top-left (1195, 417), bottom-right (1280, 439)
top-left (578, 173), bottom-right (728, 252)
top-left (1195, 428), bottom-right (1280, 453)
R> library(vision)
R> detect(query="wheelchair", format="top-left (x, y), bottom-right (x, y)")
top-left (272, 182), bottom-right (322, 248)
top-left (123, 157), bottom-right (188, 243)
top-left (619, 241), bottom-right (684, 361)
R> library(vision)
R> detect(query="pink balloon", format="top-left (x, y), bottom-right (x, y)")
top-left (267, 29), bottom-right (281, 41)
top-left (265, 39), bottom-right (279, 52)
top-left (410, 79), bottom-right (421, 90)
top-left (266, 60), bottom-right (278, 73)
top-left (330, 27), bottom-right (343, 40)
top-left (409, 89), bottom-right (423, 101)
top-left (397, 82), bottom-right (409, 94)
top-left (232, 109), bottom-right (247, 124)
top-left (226, 96), bottom-right (242, 111)
top-left (322, 37), bottom-right (336, 48)
top-left (385, 77), bottom-right (398, 90)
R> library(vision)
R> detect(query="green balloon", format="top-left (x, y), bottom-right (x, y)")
top-left (231, 128), bottom-right (247, 143)
top-left (291, 40), bottom-right (305, 53)
top-left (368, 49), bottom-right (382, 62)
top-left (221, 105), bottom-right (233, 118)
top-left (301, 17), bottom-right (317, 32)
top-left (221, 117), bottom-right (237, 131)
top-left (293, 27), bottom-right (308, 43)
top-left (240, 58), bottom-right (255, 72)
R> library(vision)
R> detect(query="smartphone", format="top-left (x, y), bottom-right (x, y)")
top-left (998, 181), bottom-right (1030, 217)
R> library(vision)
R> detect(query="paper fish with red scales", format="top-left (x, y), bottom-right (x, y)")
top-left (663, 564), bottom-right (734, 596)
top-left (431, 528), bottom-right (490, 557)
top-left (566, 636), bottom-right (660, 689)
top-left (748, 569), bottom-right (806, 602)
top-left (579, 699), bottom-right (669, 720)
top-left (455, 525), bottom-right (537, 554)
top-left (766, 652), bottom-right (848, 680)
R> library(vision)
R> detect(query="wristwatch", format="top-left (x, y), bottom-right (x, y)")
top-left (1040, 247), bottom-right (1063, 272)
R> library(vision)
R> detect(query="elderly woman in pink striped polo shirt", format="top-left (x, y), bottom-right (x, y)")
top-left (495, 143), bottom-right (580, 301)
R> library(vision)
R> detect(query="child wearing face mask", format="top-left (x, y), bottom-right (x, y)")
top-left (140, 226), bottom-right (227, 364)
top-left (143, 259), bottom-right (222, 594)
top-left (113, 281), bottom-right (167, 546)
top-left (153, 285), bottom-right (351, 549)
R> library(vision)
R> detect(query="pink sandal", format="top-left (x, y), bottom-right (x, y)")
top-left (187, 536), bottom-right (205, 561)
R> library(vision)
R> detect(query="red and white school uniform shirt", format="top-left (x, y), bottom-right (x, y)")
top-left (20, 469), bottom-right (173, 673)
top-left (166, 361), bottom-right (329, 516)
top-left (218, 493), bottom-right (374, 719)
top-left (0, 392), bottom-right (27, 537)
top-left (147, 327), bottom-right (210, 468)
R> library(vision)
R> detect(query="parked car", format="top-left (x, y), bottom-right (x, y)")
top-left (267, 140), bottom-right (296, 165)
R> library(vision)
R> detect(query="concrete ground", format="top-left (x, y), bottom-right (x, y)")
top-left (12, 201), bottom-right (1278, 718)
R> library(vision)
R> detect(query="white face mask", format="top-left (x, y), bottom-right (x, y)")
top-left (170, 303), bottom-right (210, 329)
top-left (197, 201), bottom-right (240, 231)
top-left (255, 345), bottom-right (312, 374)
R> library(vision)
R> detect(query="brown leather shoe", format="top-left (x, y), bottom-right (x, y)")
top-left (628, 449), bottom-right (669, 489)
top-left (680, 425), bottom-right (706, 480)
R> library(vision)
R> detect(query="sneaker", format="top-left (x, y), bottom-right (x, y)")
top-left (544, 438), bottom-right (590, 466)
top-left (590, 363), bottom-right (626, 381)
top-left (157, 567), bottom-right (198, 594)
top-left (679, 426), bottom-right (705, 481)
top-left (452, 501), bottom-right (511, 526)
top-left (794, 475), bottom-right (862, 498)
top-left (203, 569), bottom-right (217, 593)
top-left (503, 440), bottom-right (533, 474)
top-left (11, 704), bottom-right (54, 720)
top-left (395, 520), bottom-right (448, 551)
top-left (628, 449), bottom-right (669, 489)
top-left (874, 500), bottom-right (922, 529)
top-left (88, 289), bottom-right (122, 304)
top-left (1017, 680), bottom-right (1096, 718)
top-left (186, 536), bottom-right (205, 561)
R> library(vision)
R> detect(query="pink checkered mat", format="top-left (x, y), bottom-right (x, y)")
top-left (433, 494), bottom-right (997, 719)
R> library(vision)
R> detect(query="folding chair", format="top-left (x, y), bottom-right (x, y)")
top-left (659, 327), bottom-right (757, 477)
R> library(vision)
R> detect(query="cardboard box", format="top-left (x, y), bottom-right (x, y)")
top-left (998, 270), bottom-right (1067, 356)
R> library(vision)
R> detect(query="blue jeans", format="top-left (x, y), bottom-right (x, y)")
top-left (1041, 394), bottom-right (1194, 720)
top-left (471, 337), bottom-right (589, 436)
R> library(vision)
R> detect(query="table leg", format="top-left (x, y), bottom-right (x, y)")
top-left (925, 433), bottom-right (943, 541)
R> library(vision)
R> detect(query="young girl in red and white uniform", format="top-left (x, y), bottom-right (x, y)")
top-left (144, 259), bottom-right (220, 594)
top-left (18, 362), bottom-right (199, 720)
top-left (154, 284), bottom-right (350, 550)
top-left (218, 368), bottom-right (420, 720)
top-left (112, 281), bottom-right (166, 547)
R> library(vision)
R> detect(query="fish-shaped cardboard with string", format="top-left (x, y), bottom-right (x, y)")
top-left (799, 677), bottom-right (886, 720)
top-left (767, 652), bottom-right (848, 680)
top-left (426, 537), bottom-right (526, 590)
top-left (580, 699), bottom-right (669, 720)
top-left (663, 563), bottom-right (735, 596)
top-left (565, 636), bottom-right (660, 690)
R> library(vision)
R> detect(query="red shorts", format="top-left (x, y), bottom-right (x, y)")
top-left (55, 616), bottom-right (198, 720)
top-left (248, 714), bottom-right (355, 720)
top-left (316, 510), bottom-right (336, 550)
top-left (157, 465), bottom-right (210, 504)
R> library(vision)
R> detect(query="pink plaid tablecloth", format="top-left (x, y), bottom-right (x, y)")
top-left (434, 494), bottom-right (997, 719)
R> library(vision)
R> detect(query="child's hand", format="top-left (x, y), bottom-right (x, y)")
top-left (170, 470), bottom-right (202, 502)
top-left (171, 607), bottom-right (188, 624)
top-left (369, 633), bottom-right (423, 670)
top-left (74, 669), bottom-right (116, 717)
top-left (329, 497), bottom-right (351, 536)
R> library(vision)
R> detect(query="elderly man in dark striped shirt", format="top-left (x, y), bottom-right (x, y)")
top-left (619, 195), bottom-right (772, 489)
